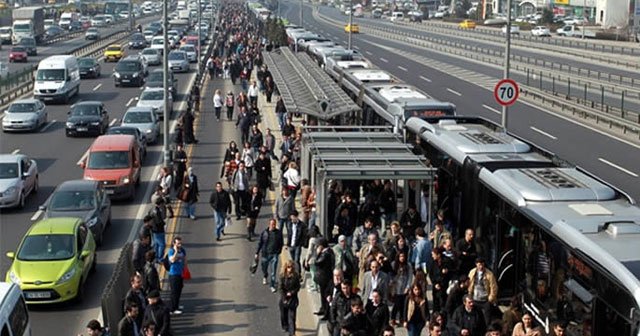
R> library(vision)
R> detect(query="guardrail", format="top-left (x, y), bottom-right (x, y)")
top-left (315, 10), bottom-right (640, 139)
top-left (100, 242), bottom-right (133, 336)
top-left (0, 29), bottom-right (132, 107)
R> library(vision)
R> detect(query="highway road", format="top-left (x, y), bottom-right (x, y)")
top-left (281, 2), bottom-right (640, 201)
top-left (0, 15), bottom-right (161, 77)
top-left (0, 34), bottom-right (199, 335)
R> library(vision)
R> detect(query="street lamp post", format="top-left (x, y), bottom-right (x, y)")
top-left (347, 0), bottom-right (353, 49)
top-left (163, 0), bottom-right (171, 167)
top-left (299, 0), bottom-right (303, 25)
top-left (582, 0), bottom-right (586, 39)
top-left (128, 0), bottom-right (134, 30)
top-left (197, 0), bottom-right (202, 76)
top-left (501, 0), bottom-right (512, 129)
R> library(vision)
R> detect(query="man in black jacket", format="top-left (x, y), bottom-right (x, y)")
top-left (329, 280), bottom-right (357, 336)
top-left (448, 294), bottom-right (486, 336)
top-left (314, 237), bottom-right (335, 320)
top-left (365, 289), bottom-right (390, 336)
top-left (150, 197), bottom-right (166, 262)
top-left (142, 290), bottom-right (171, 336)
top-left (209, 182), bottom-right (232, 241)
top-left (118, 302), bottom-right (140, 336)
top-left (131, 232), bottom-right (151, 275)
top-left (286, 210), bottom-right (307, 273)
top-left (255, 218), bottom-right (284, 292)
top-left (341, 296), bottom-right (370, 336)
top-left (124, 274), bottom-right (146, 329)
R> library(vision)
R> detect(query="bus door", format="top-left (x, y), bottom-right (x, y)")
top-left (494, 216), bottom-right (521, 300)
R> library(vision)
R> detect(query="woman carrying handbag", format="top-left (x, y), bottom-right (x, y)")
top-left (279, 260), bottom-right (301, 336)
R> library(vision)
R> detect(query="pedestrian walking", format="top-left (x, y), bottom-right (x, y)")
top-left (142, 290), bottom-right (171, 336)
top-left (256, 218), bottom-right (284, 292)
top-left (365, 290), bottom-right (390, 336)
top-left (264, 128), bottom-right (278, 160)
top-left (241, 142), bottom-right (255, 178)
top-left (179, 167), bottom-right (199, 220)
top-left (390, 251), bottom-right (413, 327)
top-left (286, 210), bottom-right (307, 274)
top-left (249, 125), bottom-right (263, 156)
top-left (279, 260), bottom-right (302, 336)
top-left (265, 76), bottom-right (274, 103)
top-left (236, 106), bottom-right (252, 145)
top-left (275, 188), bottom-right (295, 229)
top-left (314, 238), bottom-right (335, 321)
top-left (209, 182), bottom-right (233, 241)
top-left (83, 320), bottom-right (109, 336)
top-left (168, 236), bottom-right (187, 315)
top-left (246, 185), bottom-right (262, 241)
top-left (248, 80), bottom-right (259, 106)
top-left (283, 161), bottom-right (301, 199)
top-left (225, 90), bottom-right (235, 121)
top-left (404, 284), bottom-right (430, 336)
top-left (213, 89), bottom-right (223, 121)
top-left (231, 161), bottom-right (250, 219)
top-left (240, 67), bottom-right (249, 91)
top-left (173, 144), bottom-right (187, 190)
top-left (180, 110), bottom-right (198, 144)
top-left (275, 96), bottom-right (287, 131)
top-left (254, 150), bottom-right (272, 199)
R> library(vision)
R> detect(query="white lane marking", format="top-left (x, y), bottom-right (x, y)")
top-left (342, 40), bottom-right (347, 44)
top-left (92, 83), bottom-right (102, 91)
top-left (77, 148), bottom-right (90, 166)
top-left (125, 98), bottom-right (135, 107)
top-left (530, 126), bottom-right (557, 140)
top-left (482, 104), bottom-right (501, 115)
top-left (446, 88), bottom-right (462, 96)
top-left (31, 210), bottom-right (43, 221)
top-left (40, 120), bottom-right (56, 132)
top-left (598, 158), bottom-right (638, 177)
top-left (379, 57), bottom-right (388, 63)
top-left (420, 75), bottom-right (432, 82)
top-left (397, 66), bottom-right (407, 71)
top-left (365, 51), bottom-right (372, 55)
top-left (109, 118), bottom-right (118, 126)
top-left (11, 149), bottom-right (20, 155)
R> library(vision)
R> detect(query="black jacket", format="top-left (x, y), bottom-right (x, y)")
top-left (314, 248), bottom-right (335, 286)
top-left (341, 312), bottom-right (370, 336)
top-left (123, 288), bottom-right (145, 327)
top-left (117, 315), bottom-right (139, 336)
top-left (182, 174), bottom-right (199, 202)
top-left (132, 239), bottom-right (150, 274)
top-left (248, 193), bottom-right (263, 219)
top-left (209, 189), bottom-right (232, 213)
top-left (279, 273), bottom-right (301, 301)
top-left (449, 305), bottom-right (486, 336)
top-left (286, 220), bottom-right (307, 248)
top-left (142, 300), bottom-right (171, 336)
top-left (143, 261), bottom-right (160, 295)
top-left (256, 228), bottom-right (284, 256)
top-left (330, 292), bottom-right (358, 327)
top-left (254, 157), bottom-right (272, 189)
top-left (365, 301), bottom-right (390, 336)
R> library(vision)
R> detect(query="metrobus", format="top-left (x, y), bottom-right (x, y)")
top-left (405, 116), bottom-right (640, 336)
top-left (104, 1), bottom-right (128, 15)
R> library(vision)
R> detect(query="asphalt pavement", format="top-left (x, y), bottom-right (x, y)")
top-left (0, 38), bottom-right (197, 335)
top-left (280, 2), bottom-right (640, 202)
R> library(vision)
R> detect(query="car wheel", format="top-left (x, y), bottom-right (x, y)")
top-left (75, 279), bottom-right (85, 303)
top-left (17, 191), bottom-right (25, 209)
top-left (96, 230), bottom-right (103, 246)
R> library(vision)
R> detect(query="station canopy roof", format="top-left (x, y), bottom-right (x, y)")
top-left (262, 47), bottom-right (361, 120)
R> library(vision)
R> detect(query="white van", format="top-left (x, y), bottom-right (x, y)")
top-left (0, 283), bottom-right (31, 336)
top-left (34, 55), bottom-right (80, 104)
top-left (390, 12), bottom-right (404, 22)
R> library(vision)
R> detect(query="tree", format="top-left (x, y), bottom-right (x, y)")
top-left (541, 7), bottom-right (553, 24)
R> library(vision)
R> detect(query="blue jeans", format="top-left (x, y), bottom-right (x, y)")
top-left (278, 218), bottom-right (288, 231)
top-left (184, 201), bottom-right (196, 218)
top-left (261, 253), bottom-right (279, 287)
top-left (214, 210), bottom-right (226, 238)
top-left (288, 246), bottom-right (302, 273)
top-left (153, 232), bottom-right (165, 260)
top-left (277, 113), bottom-right (286, 130)
top-left (407, 321), bottom-right (425, 336)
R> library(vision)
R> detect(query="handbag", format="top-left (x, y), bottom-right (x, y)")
top-left (182, 265), bottom-right (192, 280)
top-left (268, 180), bottom-right (275, 191)
top-left (249, 255), bottom-right (259, 274)
top-left (178, 186), bottom-right (189, 202)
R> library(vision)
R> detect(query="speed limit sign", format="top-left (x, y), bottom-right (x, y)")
top-left (494, 79), bottom-right (520, 106)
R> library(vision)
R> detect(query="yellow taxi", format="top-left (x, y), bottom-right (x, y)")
top-left (103, 44), bottom-right (124, 62)
top-left (344, 24), bottom-right (360, 33)
top-left (459, 19), bottom-right (477, 29)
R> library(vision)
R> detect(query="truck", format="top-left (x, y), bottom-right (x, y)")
top-left (11, 6), bottom-right (45, 44)
top-left (59, 12), bottom-right (80, 30)
top-left (556, 24), bottom-right (596, 38)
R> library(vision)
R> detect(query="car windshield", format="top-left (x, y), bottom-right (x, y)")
top-left (115, 61), bottom-right (141, 71)
top-left (36, 69), bottom-right (65, 81)
top-left (13, 24), bottom-right (30, 31)
top-left (71, 104), bottom-right (100, 116)
top-left (0, 28), bottom-right (10, 33)
top-left (78, 59), bottom-right (95, 66)
top-left (169, 52), bottom-right (185, 60)
top-left (107, 128), bottom-right (136, 136)
top-left (106, 46), bottom-right (121, 52)
top-left (50, 190), bottom-right (96, 211)
top-left (87, 151), bottom-right (130, 169)
top-left (124, 111), bottom-right (152, 123)
top-left (148, 72), bottom-right (163, 81)
top-left (0, 163), bottom-right (19, 178)
top-left (180, 46), bottom-right (194, 52)
top-left (19, 38), bottom-right (34, 46)
top-left (17, 234), bottom-right (75, 261)
top-left (11, 47), bottom-right (25, 52)
top-left (140, 91), bottom-right (163, 100)
top-left (152, 39), bottom-right (163, 44)
top-left (186, 40), bottom-right (197, 45)
top-left (8, 103), bottom-right (36, 113)
top-left (142, 49), bottom-right (157, 55)
top-left (88, 28), bottom-right (98, 33)
top-left (131, 34), bottom-right (144, 41)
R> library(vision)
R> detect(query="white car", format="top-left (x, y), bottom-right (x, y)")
top-left (2, 99), bottom-right (47, 132)
top-left (136, 88), bottom-right (173, 120)
top-left (0, 154), bottom-right (38, 209)
top-left (121, 106), bottom-right (160, 144)
top-left (150, 37), bottom-right (165, 53)
top-left (91, 15), bottom-right (106, 27)
top-left (140, 48), bottom-right (161, 65)
top-left (531, 26), bottom-right (551, 37)
top-left (179, 45), bottom-right (197, 62)
top-left (168, 50), bottom-right (189, 72)
top-left (104, 14), bottom-right (115, 24)
top-left (501, 25), bottom-right (520, 35)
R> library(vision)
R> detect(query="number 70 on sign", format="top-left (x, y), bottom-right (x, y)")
top-left (494, 79), bottom-right (520, 107)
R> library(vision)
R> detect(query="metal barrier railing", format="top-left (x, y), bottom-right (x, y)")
top-left (100, 242), bottom-right (133, 336)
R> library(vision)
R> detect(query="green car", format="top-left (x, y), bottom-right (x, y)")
top-left (5, 217), bottom-right (97, 304)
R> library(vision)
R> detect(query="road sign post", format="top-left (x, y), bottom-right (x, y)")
top-left (494, 79), bottom-right (519, 107)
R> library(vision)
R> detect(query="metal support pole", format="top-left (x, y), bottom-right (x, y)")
top-left (300, 0), bottom-right (303, 25)
top-left (582, 0), bottom-right (586, 39)
top-left (501, 0), bottom-right (512, 129)
top-left (128, 0), bottom-right (134, 30)
top-left (277, 0), bottom-right (281, 19)
top-left (163, 0), bottom-right (171, 167)
top-left (197, 0), bottom-right (202, 77)
top-left (348, 0), bottom-right (353, 49)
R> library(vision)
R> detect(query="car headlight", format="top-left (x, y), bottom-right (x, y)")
top-left (90, 121), bottom-right (100, 126)
top-left (8, 270), bottom-right (21, 285)
top-left (121, 176), bottom-right (131, 184)
top-left (145, 129), bottom-right (152, 133)
top-left (66, 122), bottom-right (74, 127)
top-left (56, 267), bottom-right (76, 284)
top-left (132, 72), bottom-right (138, 78)
top-left (86, 217), bottom-right (98, 227)
top-left (114, 72), bottom-right (121, 78)
top-left (4, 186), bottom-right (17, 195)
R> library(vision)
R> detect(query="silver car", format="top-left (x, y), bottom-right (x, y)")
top-left (136, 88), bottom-right (173, 120)
top-left (121, 106), bottom-right (160, 144)
top-left (168, 50), bottom-right (189, 73)
top-left (140, 48), bottom-right (161, 66)
top-left (179, 45), bottom-right (197, 63)
top-left (0, 154), bottom-right (38, 209)
top-left (2, 99), bottom-right (47, 132)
